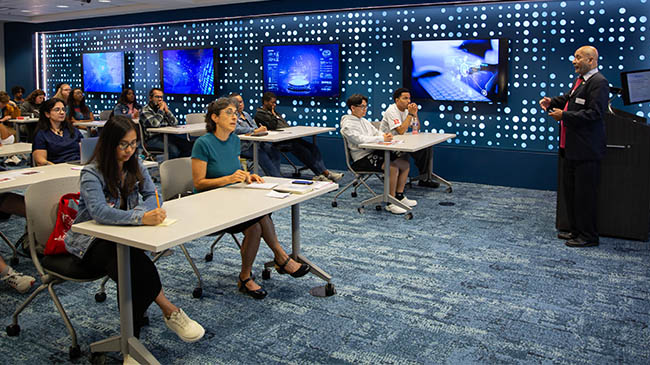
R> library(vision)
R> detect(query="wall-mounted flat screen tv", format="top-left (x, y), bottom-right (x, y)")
top-left (621, 68), bottom-right (650, 105)
top-left (403, 38), bottom-right (508, 102)
top-left (160, 48), bottom-right (217, 96)
top-left (263, 43), bottom-right (340, 97)
top-left (82, 51), bottom-right (125, 93)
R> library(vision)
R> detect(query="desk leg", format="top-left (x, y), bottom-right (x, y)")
top-left (163, 134), bottom-right (169, 161)
top-left (289, 204), bottom-right (332, 283)
top-left (429, 147), bottom-right (453, 193)
top-left (90, 245), bottom-right (160, 365)
top-left (15, 126), bottom-right (21, 143)
top-left (359, 150), bottom-right (410, 211)
top-left (252, 142), bottom-right (259, 175)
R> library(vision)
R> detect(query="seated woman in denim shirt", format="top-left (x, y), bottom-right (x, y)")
top-left (32, 98), bottom-right (84, 166)
top-left (191, 97), bottom-right (310, 300)
top-left (113, 88), bottom-right (142, 119)
top-left (64, 115), bottom-right (204, 345)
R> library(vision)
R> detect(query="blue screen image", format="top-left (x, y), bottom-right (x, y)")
top-left (82, 52), bottom-right (124, 93)
top-left (162, 48), bottom-right (215, 95)
top-left (263, 44), bottom-right (340, 97)
top-left (409, 39), bottom-right (503, 102)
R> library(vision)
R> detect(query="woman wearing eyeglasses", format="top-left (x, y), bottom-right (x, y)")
top-left (65, 115), bottom-right (205, 352)
top-left (32, 98), bottom-right (84, 166)
top-left (191, 97), bottom-right (310, 300)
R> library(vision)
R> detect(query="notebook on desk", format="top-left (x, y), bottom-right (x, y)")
top-left (273, 183), bottom-right (314, 194)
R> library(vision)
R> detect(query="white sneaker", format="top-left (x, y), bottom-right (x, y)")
top-left (399, 196), bottom-right (417, 207)
top-left (6, 155), bottom-right (21, 165)
top-left (326, 171), bottom-right (344, 182)
top-left (123, 355), bottom-right (141, 365)
top-left (312, 174), bottom-right (330, 182)
top-left (2, 267), bottom-right (35, 294)
top-left (385, 203), bottom-right (407, 214)
top-left (164, 308), bottom-right (205, 343)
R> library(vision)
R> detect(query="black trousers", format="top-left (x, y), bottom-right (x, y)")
top-left (81, 239), bottom-right (162, 337)
top-left (409, 148), bottom-right (432, 178)
top-left (560, 154), bottom-right (601, 242)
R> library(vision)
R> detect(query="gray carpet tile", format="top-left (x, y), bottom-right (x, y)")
top-left (1, 174), bottom-right (649, 364)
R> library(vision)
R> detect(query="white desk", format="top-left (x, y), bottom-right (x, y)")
top-left (71, 177), bottom-right (337, 364)
top-left (9, 118), bottom-right (38, 142)
top-left (359, 133), bottom-right (456, 215)
top-left (74, 121), bottom-right (106, 128)
top-left (147, 124), bottom-right (205, 160)
top-left (239, 126), bottom-right (336, 175)
top-left (0, 143), bottom-right (31, 158)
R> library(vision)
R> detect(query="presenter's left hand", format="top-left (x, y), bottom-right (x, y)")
top-left (249, 174), bottom-right (264, 184)
top-left (548, 108), bottom-right (563, 121)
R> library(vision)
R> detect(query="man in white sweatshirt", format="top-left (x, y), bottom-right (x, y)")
top-left (340, 94), bottom-right (415, 215)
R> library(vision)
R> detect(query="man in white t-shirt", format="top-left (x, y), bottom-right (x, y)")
top-left (380, 88), bottom-right (439, 188)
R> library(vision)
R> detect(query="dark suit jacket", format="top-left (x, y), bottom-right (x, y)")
top-left (254, 107), bottom-right (289, 130)
top-left (549, 71), bottom-right (609, 161)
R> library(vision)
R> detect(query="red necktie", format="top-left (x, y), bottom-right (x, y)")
top-left (560, 77), bottom-right (584, 149)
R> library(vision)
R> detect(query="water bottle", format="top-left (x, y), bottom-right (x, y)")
top-left (411, 115), bottom-right (419, 135)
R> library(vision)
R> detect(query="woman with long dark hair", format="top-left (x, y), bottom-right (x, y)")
top-left (32, 98), bottom-right (83, 165)
top-left (65, 115), bottom-right (205, 353)
top-left (20, 89), bottom-right (45, 118)
top-left (67, 88), bottom-right (93, 124)
top-left (113, 88), bottom-right (142, 119)
top-left (191, 97), bottom-right (310, 300)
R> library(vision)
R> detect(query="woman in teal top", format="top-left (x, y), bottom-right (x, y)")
top-left (191, 97), bottom-right (310, 299)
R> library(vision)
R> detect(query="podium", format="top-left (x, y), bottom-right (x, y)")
top-left (556, 108), bottom-right (650, 241)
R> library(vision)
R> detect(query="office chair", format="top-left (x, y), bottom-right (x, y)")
top-left (6, 176), bottom-right (104, 360)
top-left (136, 119), bottom-right (164, 162)
top-left (331, 136), bottom-right (383, 209)
top-left (184, 113), bottom-right (207, 138)
top-left (98, 110), bottom-right (113, 120)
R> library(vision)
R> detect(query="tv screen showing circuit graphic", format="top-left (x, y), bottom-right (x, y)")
top-left (263, 44), bottom-right (340, 97)
top-left (82, 52), bottom-right (125, 93)
top-left (161, 48), bottom-right (216, 95)
top-left (404, 39), bottom-right (508, 102)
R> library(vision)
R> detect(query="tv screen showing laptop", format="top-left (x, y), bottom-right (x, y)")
top-left (403, 38), bottom-right (509, 102)
top-left (81, 52), bottom-right (125, 93)
top-left (621, 69), bottom-right (650, 105)
top-left (262, 43), bottom-right (340, 97)
top-left (160, 48), bottom-right (217, 95)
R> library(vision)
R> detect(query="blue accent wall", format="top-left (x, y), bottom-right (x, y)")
top-left (4, 0), bottom-right (649, 190)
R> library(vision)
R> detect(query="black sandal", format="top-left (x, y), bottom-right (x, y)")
top-left (274, 257), bottom-right (310, 278)
top-left (238, 275), bottom-right (267, 299)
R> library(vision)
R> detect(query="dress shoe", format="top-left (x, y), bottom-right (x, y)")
top-left (557, 231), bottom-right (577, 240)
top-left (418, 179), bottom-right (440, 188)
top-left (565, 237), bottom-right (599, 247)
top-left (274, 257), bottom-right (310, 278)
top-left (238, 275), bottom-right (267, 299)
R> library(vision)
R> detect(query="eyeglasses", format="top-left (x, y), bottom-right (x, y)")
top-left (52, 107), bottom-right (66, 113)
top-left (117, 141), bottom-right (139, 151)
top-left (223, 109), bottom-right (235, 116)
top-left (354, 104), bottom-right (368, 109)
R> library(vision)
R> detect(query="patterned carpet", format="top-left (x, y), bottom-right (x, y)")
top-left (1, 173), bottom-right (649, 364)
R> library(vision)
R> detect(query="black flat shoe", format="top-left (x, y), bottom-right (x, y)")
top-left (565, 237), bottom-right (599, 247)
top-left (274, 257), bottom-right (310, 278)
top-left (557, 231), bottom-right (577, 240)
top-left (238, 275), bottom-right (267, 299)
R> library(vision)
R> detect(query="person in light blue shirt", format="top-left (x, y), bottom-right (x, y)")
top-left (191, 97), bottom-right (310, 300)
top-left (229, 92), bottom-right (282, 177)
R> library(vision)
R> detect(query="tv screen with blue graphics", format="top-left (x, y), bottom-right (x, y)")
top-left (161, 48), bottom-right (216, 95)
top-left (404, 39), bottom-right (508, 102)
top-left (82, 52), bottom-right (125, 93)
top-left (263, 44), bottom-right (340, 97)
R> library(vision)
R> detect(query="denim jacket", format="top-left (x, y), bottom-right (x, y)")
top-left (64, 161), bottom-right (161, 259)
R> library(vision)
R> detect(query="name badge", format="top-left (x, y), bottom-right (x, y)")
top-left (575, 98), bottom-right (586, 105)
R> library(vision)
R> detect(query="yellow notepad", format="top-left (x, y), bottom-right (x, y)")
top-left (158, 218), bottom-right (178, 227)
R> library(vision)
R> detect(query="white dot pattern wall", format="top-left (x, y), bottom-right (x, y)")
top-left (40, 0), bottom-right (649, 151)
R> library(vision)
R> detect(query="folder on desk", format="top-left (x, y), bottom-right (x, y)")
top-left (273, 183), bottom-right (314, 194)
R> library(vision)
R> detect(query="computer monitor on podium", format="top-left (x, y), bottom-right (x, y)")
top-left (621, 69), bottom-right (650, 105)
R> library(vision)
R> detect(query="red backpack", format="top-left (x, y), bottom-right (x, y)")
top-left (44, 193), bottom-right (81, 256)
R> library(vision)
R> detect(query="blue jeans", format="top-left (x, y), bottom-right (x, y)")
top-left (277, 138), bottom-right (327, 176)
top-left (241, 142), bottom-right (283, 177)
top-left (146, 134), bottom-right (194, 159)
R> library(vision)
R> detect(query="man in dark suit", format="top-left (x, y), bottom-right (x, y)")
top-left (539, 46), bottom-right (609, 247)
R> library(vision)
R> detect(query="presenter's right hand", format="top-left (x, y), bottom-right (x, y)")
top-left (539, 97), bottom-right (551, 111)
top-left (383, 133), bottom-right (393, 142)
top-left (143, 208), bottom-right (167, 225)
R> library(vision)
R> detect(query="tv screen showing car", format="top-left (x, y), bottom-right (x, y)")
top-left (263, 43), bottom-right (340, 97)
top-left (404, 38), bottom-right (508, 102)
top-left (82, 52), bottom-right (125, 93)
top-left (160, 48), bottom-right (217, 95)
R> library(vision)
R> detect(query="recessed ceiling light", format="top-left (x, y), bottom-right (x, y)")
top-left (56, 5), bottom-right (69, 8)
top-left (98, 0), bottom-right (112, 2)
top-left (21, 9), bottom-right (32, 13)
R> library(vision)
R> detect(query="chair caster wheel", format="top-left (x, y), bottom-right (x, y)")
top-left (446, 187), bottom-right (453, 193)
top-left (262, 268), bottom-right (271, 280)
top-left (331, 201), bottom-right (338, 207)
top-left (69, 345), bottom-right (81, 360)
top-left (325, 283), bottom-right (336, 296)
top-left (90, 352), bottom-right (106, 365)
top-left (6, 324), bottom-right (20, 336)
top-left (375, 205), bottom-right (382, 211)
top-left (405, 212), bottom-right (413, 220)
top-left (95, 292), bottom-right (107, 303)
top-left (192, 287), bottom-right (202, 298)
top-left (357, 207), bottom-right (365, 214)
top-left (351, 191), bottom-right (357, 198)
top-left (204, 253), bottom-right (213, 262)
top-left (9, 256), bottom-right (18, 266)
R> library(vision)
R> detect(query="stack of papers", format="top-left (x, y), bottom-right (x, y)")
top-left (246, 182), bottom-right (278, 189)
top-left (273, 183), bottom-right (314, 194)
